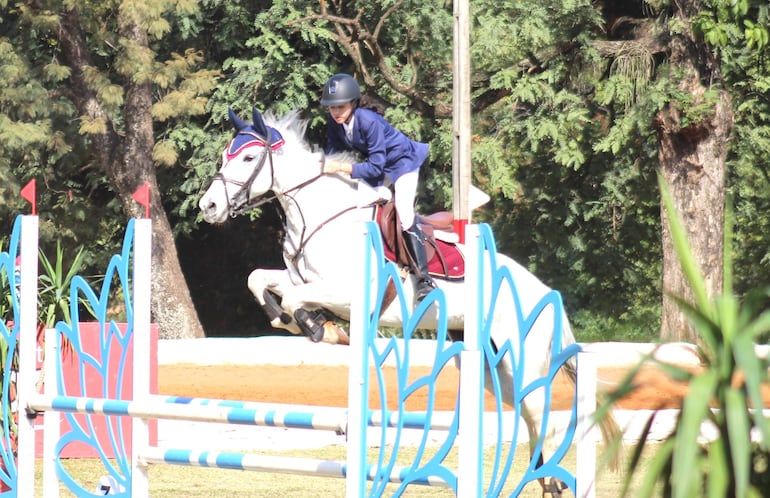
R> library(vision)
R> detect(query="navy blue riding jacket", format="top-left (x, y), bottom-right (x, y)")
top-left (325, 108), bottom-right (429, 187)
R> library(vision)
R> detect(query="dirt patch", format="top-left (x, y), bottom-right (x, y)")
top-left (158, 363), bottom-right (746, 411)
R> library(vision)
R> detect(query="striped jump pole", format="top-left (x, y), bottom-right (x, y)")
top-left (162, 395), bottom-right (458, 431)
top-left (27, 395), bottom-right (348, 432)
top-left (28, 393), bottom-right (457, 435)
top-left (138, 446), bottom-right (452, 488)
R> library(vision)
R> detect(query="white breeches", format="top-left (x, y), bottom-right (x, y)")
top-left (394, 170), bottom-right (418, 231)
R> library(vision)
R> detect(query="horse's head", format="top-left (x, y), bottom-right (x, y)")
top-left (199, 108), bottom-right (286, 223)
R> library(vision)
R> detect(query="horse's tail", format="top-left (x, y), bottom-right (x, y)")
top-left (560, 319), bottom-right (623, 472)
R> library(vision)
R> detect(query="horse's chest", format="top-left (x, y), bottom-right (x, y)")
top-left (281, 203), bottom-right (372, 283)
top-left (283, 233), bottom-right (354, 284)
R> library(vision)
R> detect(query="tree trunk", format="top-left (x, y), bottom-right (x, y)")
top-left (126, 183), bottom-right (206, 340)
top-left (56, 8), bottom-right (205, 339)
top-left (117, 20), bottom-right (206, 340)
top-left (655, 23), bottom-right (733, 342)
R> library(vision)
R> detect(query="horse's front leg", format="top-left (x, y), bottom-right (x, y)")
top-left (275, 278), bottom-right (352, 345)
top-left (248, 269), bottom-right (302, 334)
top-left (248, 269), bottom-right (350, 345)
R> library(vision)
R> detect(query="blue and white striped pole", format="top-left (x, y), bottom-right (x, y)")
top-left (28, 395), bottom-right (347, 432)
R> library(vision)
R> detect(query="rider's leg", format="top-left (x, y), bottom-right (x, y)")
top-left (403, 223), bottom-right (436, 302)
top-left (394, 171), bottom-right (436, 302)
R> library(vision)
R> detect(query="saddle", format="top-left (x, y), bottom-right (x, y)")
top-left (375, 199), bottom-right (464, 280)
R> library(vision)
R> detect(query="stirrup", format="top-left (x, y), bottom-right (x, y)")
top-left (294, 309), bottom-right (327, 343)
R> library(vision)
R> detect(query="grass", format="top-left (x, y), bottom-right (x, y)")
top-left (37, 443), bottom-right (657, 497)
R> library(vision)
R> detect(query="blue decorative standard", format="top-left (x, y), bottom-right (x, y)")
top-left (1, 216), bottom-right (581, 497)
top-left (350, 221), bottom-right (579, 496)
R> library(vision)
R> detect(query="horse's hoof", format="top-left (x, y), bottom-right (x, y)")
top-left (543, 477), bottom-right (568, 497)
top-left (321, 322), bottom-right (350, 345)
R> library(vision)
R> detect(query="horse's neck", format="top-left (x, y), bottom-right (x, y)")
top-left (273, 159), bottom-right (365, 244)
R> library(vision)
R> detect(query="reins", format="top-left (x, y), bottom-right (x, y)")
top-left (231, 169), bottom-right (325, 218)
top-left (210, 128), bottom-right (323, 217)
top-left (288, 203), bottom-right (359, 270)
top-left (277, 156), bottom-right (361, 280)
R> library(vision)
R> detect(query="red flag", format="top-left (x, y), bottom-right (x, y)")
top-left (20, 179), bottom-right (36, 215)
top-left (132, 182), bottom-right (150, 218)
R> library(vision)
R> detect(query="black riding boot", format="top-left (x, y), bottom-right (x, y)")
top-left (403, 224), bottom-right (436, 303)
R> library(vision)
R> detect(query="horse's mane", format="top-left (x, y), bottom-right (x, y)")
top-left (261, 109), bottom-right (310, 151)
top-left (261, 109), bottom-right (360, 164)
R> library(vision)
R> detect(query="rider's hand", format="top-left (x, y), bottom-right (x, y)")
top-left (323, 160), bottom-right (351, 174)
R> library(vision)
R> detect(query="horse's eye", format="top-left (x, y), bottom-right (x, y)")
top-left (244, 155), bottom-right (256, 162)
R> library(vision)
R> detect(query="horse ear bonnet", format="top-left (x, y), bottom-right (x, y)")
top-left (225, 107), bottom-right (285, 159)
top-left (250, 107), bottom-right (285, 150)
top-left (228, 108), bottom-right (250, 131)
top-left (252, 108), bottom-right (269, 138)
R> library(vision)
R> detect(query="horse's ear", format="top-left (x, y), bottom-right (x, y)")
top-left (228, 108), bottom-right (250, 131)
top-left (252, 108), bottom-right (270, 138)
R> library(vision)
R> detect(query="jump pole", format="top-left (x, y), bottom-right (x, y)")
top-left (452, 0), bottom-right (472, 241)
top-left (457, 223), bottom-right (483, 496)
top-left (344, 221), bottom-right (369, 497)
top-left (131, 215), bottom-right (152, 497)
top-left (28, 395), bottom-right (348, 432)
top-left (15, 214), bottom-right (39, 498)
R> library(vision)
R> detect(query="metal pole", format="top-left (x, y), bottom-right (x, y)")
top-left (452, 0), bottom-right (471, 242)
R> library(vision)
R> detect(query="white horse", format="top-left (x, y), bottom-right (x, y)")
top-left (198, 108), bottom-right (619, 495)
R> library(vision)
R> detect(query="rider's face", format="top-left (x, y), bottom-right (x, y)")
top-left (328, 101), bottom-right (354, 125)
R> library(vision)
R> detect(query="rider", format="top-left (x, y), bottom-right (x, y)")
top-left (320, 73), bottom-right (436, 303)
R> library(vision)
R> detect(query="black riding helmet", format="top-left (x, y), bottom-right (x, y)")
top-left (320, 73), bottom-right (361, 106)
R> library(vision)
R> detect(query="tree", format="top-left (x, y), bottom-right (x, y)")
top-left (0, 1), bottom-right (218, 338)
top-left (592, 0), bottom-right (768, 341)
top-left (186, 0), bottom-right (666, 340)
top-left (651, 2), bottom-right (732, 342)
top-left (175, 0), bottom-right (770, 343)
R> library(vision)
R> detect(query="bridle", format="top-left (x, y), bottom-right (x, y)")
top-left (208, 129), bottom-right (278, 218)
top-left (209, 128), bottom-right (362, 281)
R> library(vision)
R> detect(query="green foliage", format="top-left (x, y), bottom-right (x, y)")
top-left (571, 306), bottom-right (660, 343)
top-left (38, 242), bottom-right (92, 328)
top-left (2, 0), bottom-right (770, 338)
top-left (0, 241), bottom-right (14, 323)
top-left (0, 0), bottom-right (219, 280)
top-left (0, 333), bottom-right (18, 455)
top-left (724, 19), bottom-right (770, 306)
top-left (601, 177), bottom-right (770, 497)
